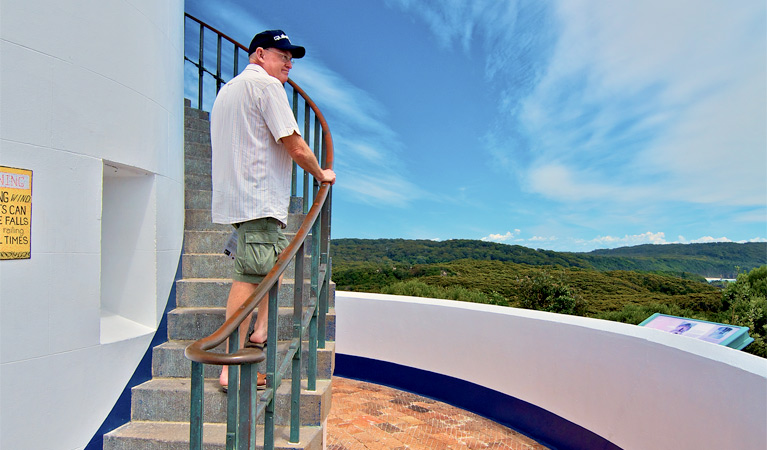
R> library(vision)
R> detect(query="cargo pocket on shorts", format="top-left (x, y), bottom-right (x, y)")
top-left (237, 230), bottom-right (280, 276)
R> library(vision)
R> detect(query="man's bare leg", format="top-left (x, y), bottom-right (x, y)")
top-left (219, 280), bottom-right (266, 387)
top-left (246, 274), bottom-right (282, 345)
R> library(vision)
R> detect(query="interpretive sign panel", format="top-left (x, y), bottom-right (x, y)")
top-left (0, 166), bottom-right (32, 260)
top-left (639, 313), bottom-right (754, 350)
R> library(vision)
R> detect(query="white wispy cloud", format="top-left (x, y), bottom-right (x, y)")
top-left (385, 0), bottom-right (550, 83)
top-left (336, 170), bottom-right (426, 208)
top-left (480, 229), bottom-right (522, 243)
top-left (480, 229), bottom-right (766, 252)
top-left (678, 236), bottom-right (767, 245)
top-left (389, 0), bottom-right (766, 209)
top-left (526, 164), bottom-right (651, 203)
top-left (733, 209), bottom-right (767, 224)
top-left (572, 232), bottom-right (767, 250)
top-left (517, 0), bottom-right (766, 208)
top-left (682, 236), bottom-right (733, 244)
top-left (577, 232), bottom-right (669, 248)
top-left (529, 236), bottom-right (558, 243)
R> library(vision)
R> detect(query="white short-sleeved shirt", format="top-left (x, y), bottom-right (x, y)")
top-left (210, 64), bottom-right (300, 225)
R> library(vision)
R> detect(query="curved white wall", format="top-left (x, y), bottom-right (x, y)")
top-left (336, 292), bottom-right (767, 450)
top-left (0, 1), bottom-right (184, 449)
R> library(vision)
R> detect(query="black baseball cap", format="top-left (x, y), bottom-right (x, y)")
top-left (248, 30), bottom-right (306, 59)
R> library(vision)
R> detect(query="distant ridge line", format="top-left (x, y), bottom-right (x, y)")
top-left (331, 239), bottom-right (766, 279)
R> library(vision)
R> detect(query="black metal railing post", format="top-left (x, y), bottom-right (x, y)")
top-left (197, 22), bottom-right (204, 108)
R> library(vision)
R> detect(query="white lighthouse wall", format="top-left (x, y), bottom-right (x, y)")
top-left (0, 1), bottom-right (184, 449)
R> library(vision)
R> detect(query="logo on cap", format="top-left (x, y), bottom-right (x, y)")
top-left (274, 34), bottom-right (289, 41)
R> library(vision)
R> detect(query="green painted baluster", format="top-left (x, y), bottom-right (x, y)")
top-left (319, 191), bottom-right (332, 349)
top-left (303, 102), bottom-right (311, 213)
top-left (197, 23), bottom-right (204, 108)
top-left (238, 363), bottom-right (253, 450)
top-left (226, 328), bottom-right (240, 450)
top-left (309, 204), bottom-right (320, 390)
top-left (313, 115), bottom-right (321, 162)
top-left (316, 281), bottom-right (325, 352)
top-left (190, 361), bottom-right (204, 450)
top-left (291, 244), bottom-right (305, 442)
top-left (319, 194), bottom-right (331, 349)
top-left (215, 35), bottom-right (222, 93)
top-left (321, 130), bottom-right (328, 173)
top-left (233, 46), bottom-right (239, 78)
top-left (249, 363), bottom-right (258, 450)
top-left (313, 115), bottom-right (321, 211)
top-left (264, 284), bottom-right (280, 450)
top-left (291, 89), bottom-right (299, 197)
top-left (308, 296), bottom-right (318, 392)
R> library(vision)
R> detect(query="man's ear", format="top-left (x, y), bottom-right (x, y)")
top-left (249, 48), bottom-right (263, 64)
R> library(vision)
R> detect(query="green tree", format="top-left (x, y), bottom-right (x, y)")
top-left (381, 279), bottom-right (509, 306)
top-left (518, 271), bottom-right (587, 315)
top-left (723, 266), bottom-right (767, 357)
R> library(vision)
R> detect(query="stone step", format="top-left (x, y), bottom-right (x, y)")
top-left (288, 197), bottom-right (305, 214)
top-left (185, 189), bottom-right (211, 210)
top-left (104, 421), bottom-right (322, 450)
top-left (185, 172), bottom-right (211, 191)
top-left (152, 340), bottom-right (335, 380)
top-left (176, 277), bottom-right (336, 309)
top-left (183, 230), bottom-right (231, 254)
top-left (184, 127), bottom-right (212, 146)
top-left (131, 378), bottom-right (331, 427)
top-left (181, 253), bottom-right (311, 280)
top-left (184, 103), bottom-right (209, 120)
top-left (185, 155), bottom-right (211, 177)
top-left (185, 114), bottom-right (213, 132)
top-left (166, 306), bottom-right (336, 342)
top-left (185, 140), bottom-right (211, 160)
top-left (183, 230), bottom-right (313, 255)
top-left (184, 210), bottom-right (231, 232)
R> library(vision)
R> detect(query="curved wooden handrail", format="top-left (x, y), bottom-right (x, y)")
top-left (184, 184), bottom-right (330, 365)
top-left (183, 13), bottom-right (334, 365)
top-left (185, 13), bottom-right (242, 49)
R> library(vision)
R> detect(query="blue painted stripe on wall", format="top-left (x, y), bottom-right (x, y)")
top-left (334, 354), bottom-right (621, 450)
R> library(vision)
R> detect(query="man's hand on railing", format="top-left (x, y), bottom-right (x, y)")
top-left (318, 169), bottom-right (336, 185)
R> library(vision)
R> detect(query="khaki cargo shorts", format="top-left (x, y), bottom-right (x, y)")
top-left (232, 217), bottom-right (289, 284)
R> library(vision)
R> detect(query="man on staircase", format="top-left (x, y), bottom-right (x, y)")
top-left (209, 29), bottom-right (336, 391)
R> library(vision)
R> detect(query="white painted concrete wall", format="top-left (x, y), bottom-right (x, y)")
top-left (336, 292), bottom-right (767, 450)
top-left (0, 1), bottom-right (184, 449)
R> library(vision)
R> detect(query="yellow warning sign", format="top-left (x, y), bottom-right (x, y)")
top-left (1, 166), bottom-right (32, 260)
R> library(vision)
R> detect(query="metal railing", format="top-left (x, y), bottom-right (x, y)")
top-left (183, 13), bottom-right (334, 450)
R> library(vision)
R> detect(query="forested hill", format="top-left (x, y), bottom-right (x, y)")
top-left (331, 239), bottom-right (766, 278)
top-left (582, 242), bottom-right (767, 276)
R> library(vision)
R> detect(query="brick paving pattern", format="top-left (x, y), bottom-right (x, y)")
top-left (326, 377), bottom-right (550, 450)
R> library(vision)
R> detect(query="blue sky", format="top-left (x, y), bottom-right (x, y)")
top-left (185, 0), bottom-right (766, 252)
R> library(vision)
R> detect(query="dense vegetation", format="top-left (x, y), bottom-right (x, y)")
top-left (332, 239), bottom-right (765, 278)
top-left (333, 238), bottom-right (592, 268)
top-left (583, 242), bottom-right (767, 276)
top-left (331, 239), bottom-right (767, 357)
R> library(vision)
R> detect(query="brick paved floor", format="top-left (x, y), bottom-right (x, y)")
top-left (326, 377), bottom-right (550, 450)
